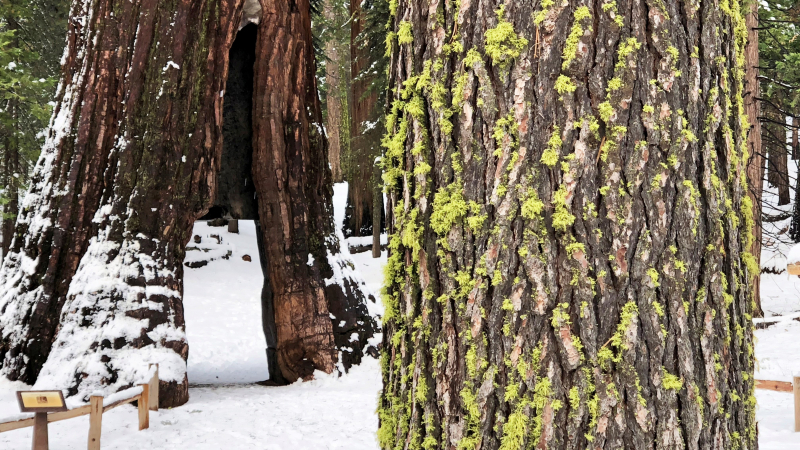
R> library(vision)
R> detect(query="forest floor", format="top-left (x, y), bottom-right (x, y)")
top-left (0, 182), bottom-right (797, 448)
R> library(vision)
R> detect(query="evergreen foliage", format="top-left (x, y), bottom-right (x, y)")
top-left (759, 1), bottom-right (800, 243)
top-left (0, 0), bottom-right (65, 243)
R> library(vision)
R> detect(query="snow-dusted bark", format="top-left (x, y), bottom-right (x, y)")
top-left (0, 0), bottom-right (244, 406)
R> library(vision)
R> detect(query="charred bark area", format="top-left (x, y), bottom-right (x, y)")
top-left (379, 0), bottom-right (757, 449)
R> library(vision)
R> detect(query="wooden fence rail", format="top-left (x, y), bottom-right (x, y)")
top-left (755, 376), bottom-right (800, 432)
top-left (0, 364), bottom-right (159, 449)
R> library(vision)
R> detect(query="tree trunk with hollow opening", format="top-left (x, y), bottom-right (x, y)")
top-left (378, 0), bottom-right (758, 449)
top-left (0, 0), bottom-right (375, 407)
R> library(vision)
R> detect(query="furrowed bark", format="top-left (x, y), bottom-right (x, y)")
top-left (379, 0), bottom-right (757, 449)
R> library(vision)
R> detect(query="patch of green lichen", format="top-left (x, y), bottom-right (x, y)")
top-left (555, 75), bottom-right (577, 97)
top-left (562, 6), bottom-right (591, 69)
top-left (534, 0), bottom-right (554, 24)
top-left (598, 302), bottom-right (639, 368)
top-left (662, 368), bottom-right (683, 391)
top-left (485, 6), bottom-right (528, 68)
top-left (398, 21), bottom-right (413, 45)
top-left (551, 185), bottom-right (575, 232)
top-left (647, 268), bottom-right (660, 287)
top-left (598, 101), bottom-right (614, 123)
top-left (430, 184), bottom-right (468, 236)
top-left (541, 126), bottom-right (563, 167)
top-left (493, 113), bottom-right (519, 153)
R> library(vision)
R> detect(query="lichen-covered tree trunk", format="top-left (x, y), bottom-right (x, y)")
top-left (0, 0), bottom-right (374, 406)
top-left (379, 0), bottom-right (757, 449)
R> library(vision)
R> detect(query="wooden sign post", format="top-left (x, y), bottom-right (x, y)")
top-left (16, 391), bottom-right (68, 450)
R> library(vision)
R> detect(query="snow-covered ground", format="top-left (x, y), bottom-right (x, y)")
top-left (0, 182), bottom-right (798, 448)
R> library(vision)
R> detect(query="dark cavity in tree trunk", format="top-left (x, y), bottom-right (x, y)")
top-left (219, 24), bottom-right (259, 222)
top-left (219, 23), bottom-right (285, 383)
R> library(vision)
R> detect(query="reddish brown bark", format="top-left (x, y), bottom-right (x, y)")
top-left (323, 0), bottom-right (345, 183)
top-left (744, 0), bottom-right (763, 316)
top-left (252, 0), bottom-right (337, 382)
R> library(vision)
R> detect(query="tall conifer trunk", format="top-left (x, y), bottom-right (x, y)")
top-left (378, 0), bottom-right (758, 448)
top-left (744, 0), bottom-right (762, 316)
top-left (0, 0), bottom-right (374, 407)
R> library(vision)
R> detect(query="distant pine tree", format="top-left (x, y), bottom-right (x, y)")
top-left (790, 175), bottom-right (800, 242)
top-left (0, 1), bottom-right (65, 258)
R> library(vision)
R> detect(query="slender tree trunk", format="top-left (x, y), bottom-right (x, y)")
top-left (744, 0), bottom-right (763, 317)
top-left (766, 109), bottom-right (789, 205)
top-left (0, 132), bottom-right (18, 259)
top-left (792, 118), bottom-right (798, 161)
top-left (379, 0), bottom-right (757, 449)
top-left (343, 0), bottom-right (382, 240)
top-left (373, 158), bottom-right (383, 258)
top-left (0, 0), bottom-right (374, 406)
top-left (0, 18), bottom-right (21, 263)
top-left (323, 0), bottom-right (345, 183)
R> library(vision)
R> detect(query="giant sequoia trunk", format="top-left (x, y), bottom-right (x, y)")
top-left (379, 0), bottom-right (757, 449)
top-left (0, 0), bottom-right (374, 407)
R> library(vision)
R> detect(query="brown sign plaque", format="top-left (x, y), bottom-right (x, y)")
top-left (16, 391), bottom-right (68, 413)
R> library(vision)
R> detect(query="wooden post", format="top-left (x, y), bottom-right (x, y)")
top-left (88, 395), bottom-right (103, 450)
top-left (794, 376), bottom-right (800, 432)
top-left (32, 412), bottom-right (48, 450)
top-left (149, 364), bottom-right (159, 411)
top-left (228, 219), bottom-right (239, 234)
top-left (138, 384), bottom-right (149, 431)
